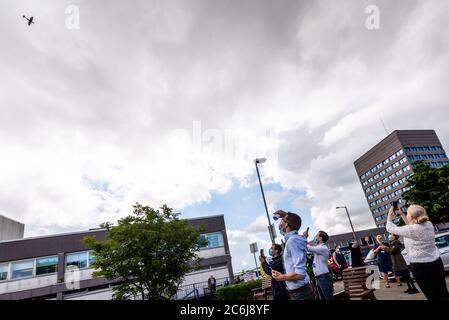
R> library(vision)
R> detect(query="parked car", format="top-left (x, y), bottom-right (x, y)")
top-left (401, 231), bottom-right (449, 270)
top-left (363, 248), bottom-right (377, 266)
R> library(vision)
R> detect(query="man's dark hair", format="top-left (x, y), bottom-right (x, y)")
top-left (318, 230), bottom-right (329, 243)
top-left (273, 243), bottom-right (283, 255)
top-left (284, 212), bottom-right (302, 231)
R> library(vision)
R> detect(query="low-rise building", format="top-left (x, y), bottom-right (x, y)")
top-left (0, 214), bottom-right (233, 300)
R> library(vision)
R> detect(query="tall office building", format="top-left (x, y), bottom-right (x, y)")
top-left (354, 130), bottom-right (448, 228)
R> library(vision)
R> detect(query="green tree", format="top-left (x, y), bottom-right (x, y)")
top-left (83, 203), bottom-right (205, 300)
top-left (402, 161), bottom-right (449, 223)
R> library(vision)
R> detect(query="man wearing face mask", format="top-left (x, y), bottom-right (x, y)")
top-left (306, 230), bottom-right (334, 300)
top-left (271, 210), bottom-right (314, 300)
top-left (260, 243), bottom-right (289, 300)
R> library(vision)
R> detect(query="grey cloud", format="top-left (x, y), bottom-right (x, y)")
top-left (1, 1), bottom-right (449, 271)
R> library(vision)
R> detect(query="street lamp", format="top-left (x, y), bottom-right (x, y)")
top-left (254, 158), bottom-right (275, 243)
top-left (336, 206), bottom-right (357, 241)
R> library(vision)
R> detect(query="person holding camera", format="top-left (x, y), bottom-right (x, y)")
top-left (348, 241), bottom-right (365, 267)
top-left (271, 210), bottom-right (314, 300)
top-left (306, 230), bottom-right (334, 300)
top-left (386, 204), bottom-right (449, 300)
top-left (260, 243), bottom-right (289, 300)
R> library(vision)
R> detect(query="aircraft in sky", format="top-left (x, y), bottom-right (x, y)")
top-left (22, 15), bottom-right (35, 26)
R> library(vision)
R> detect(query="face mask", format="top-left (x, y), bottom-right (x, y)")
top-left (388, 235), bottom-right (394, 241)
top-left (335, 248), bottom-right (340, 253)
top-left (268, 248), bottom-right (273, 256)
top-left (312, 236), bottom-right (318, 245)
top-left (279, 221), bottom-right (287, 237)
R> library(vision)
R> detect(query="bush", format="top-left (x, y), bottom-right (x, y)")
top-left (216, 279), bottom-right (262, 300)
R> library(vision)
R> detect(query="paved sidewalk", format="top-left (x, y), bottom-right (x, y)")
top-left (333, 274), bottom-right (449, 300)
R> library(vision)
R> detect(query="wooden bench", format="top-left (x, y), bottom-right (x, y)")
top-left (342, 266), bottom-right (376, 300)
top-left (252, 276), bottom-right (272, 300)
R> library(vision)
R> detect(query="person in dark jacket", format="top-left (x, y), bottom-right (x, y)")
top-left (260, 243), bottom-right (289, 300)
top-left (384, 234), bottom-right (419, 294)
top-left (349, 241), bottom-right (365, 267)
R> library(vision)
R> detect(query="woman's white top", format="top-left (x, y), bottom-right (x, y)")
top-left (386, 221), bottom-right (440, 263)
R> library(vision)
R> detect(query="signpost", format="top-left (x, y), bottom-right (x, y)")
top-left (249, 242), bottom-right (258, 272)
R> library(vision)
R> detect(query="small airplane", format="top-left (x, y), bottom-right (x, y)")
top-left (22, 15), bottom-right (35, 26)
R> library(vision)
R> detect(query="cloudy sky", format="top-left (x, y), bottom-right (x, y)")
top-left (1, 0), bottom-right (448, 272)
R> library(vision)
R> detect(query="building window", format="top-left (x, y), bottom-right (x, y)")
top-left (200, 232), bottom-right (224, 249)
top-left (89, 252), bottom-right (96, 266)
top-left (11, 260), bottom-right (34, 279)
top-left (66, 252), bottom-right (88, 269)
top-left (36, 256), bottom-right (58, 276)
top-left (0, 264), bottom-right (8, 281)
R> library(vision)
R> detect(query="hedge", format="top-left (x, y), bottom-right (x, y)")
top-left (216, 279), bottom-right (262, 300)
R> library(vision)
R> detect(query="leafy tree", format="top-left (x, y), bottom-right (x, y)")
top-left (83, 203), bottom-right (206, 300)
top-left (402, 161), bottom-right (449, 223)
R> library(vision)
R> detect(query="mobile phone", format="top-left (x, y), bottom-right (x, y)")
top-left (392, 201), bottom-right (399, 211)
top-left (260, 249), bottom-right (265, 257)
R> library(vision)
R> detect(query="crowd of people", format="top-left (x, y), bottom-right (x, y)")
top-left (257, 205), bottom-right (449, 300)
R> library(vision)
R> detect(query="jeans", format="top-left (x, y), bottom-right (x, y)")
top-left (315, 272), bottom-right (334, 300)
top-left (288, 284), bottom-right (315, 300)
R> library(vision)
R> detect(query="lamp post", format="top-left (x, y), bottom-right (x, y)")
top-left (336, 206), bottom-right (357, 241)
top-left (254, 158), bottom-right (275, 243)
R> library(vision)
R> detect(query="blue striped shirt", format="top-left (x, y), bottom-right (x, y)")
top-left (283, 231), bottom-right (310, 290)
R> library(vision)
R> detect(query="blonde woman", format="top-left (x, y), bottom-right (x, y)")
top-left (386, 204), bottom-right (449, 300)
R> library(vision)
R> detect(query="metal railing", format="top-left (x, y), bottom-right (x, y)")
top-left (173, 276), bottom-right (230, 300)
top-left (181, 288), bottom-right (199, 300)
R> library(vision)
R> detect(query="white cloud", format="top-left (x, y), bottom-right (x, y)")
top-left (1, 0), bottom-right (449, 272)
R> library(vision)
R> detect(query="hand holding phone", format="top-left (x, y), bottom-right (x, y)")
top-left (303, 227), bottom-right (310, 237)
top-left (392, 201), bottom-right (399, 211)
top-left (273, 210), bottom-right (288, 220)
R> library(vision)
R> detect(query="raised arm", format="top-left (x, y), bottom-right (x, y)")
top-left (307, 244), bottom-right (329, 256)
top-left (261, 259), bottom-right (272, 275)
top-left (386, 207), bottom-right (412, 237)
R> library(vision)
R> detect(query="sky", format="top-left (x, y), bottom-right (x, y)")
top-left (1, 0), bottom-right (449, 273)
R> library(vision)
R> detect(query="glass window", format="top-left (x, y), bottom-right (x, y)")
top-left (435, 236), bottom-right (449, 249)
top-left (0, 264), bottom-right (8, 281)
top-left (66, 252), bottom-right (88, 269)
top-left (36, 256), bottom-right (58, 275)
top-left (11, 260), bottom-right (34, 279)
top-left (200, 232), bottom-right (224, 249)
top-left (89, 252), bottom-right (96, 266)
